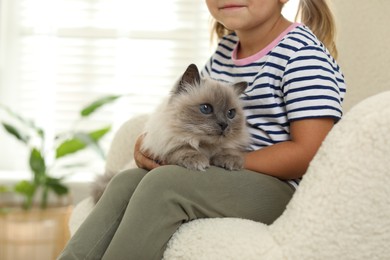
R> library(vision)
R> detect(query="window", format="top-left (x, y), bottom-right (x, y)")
top-left (0, 0), bottom-right (299, 179)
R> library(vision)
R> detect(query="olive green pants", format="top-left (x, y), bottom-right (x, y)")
top-left (58, 166), bottom-right (294, 260)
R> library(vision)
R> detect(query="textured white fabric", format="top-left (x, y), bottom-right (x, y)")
top-left (70, 91), bottom-right (390, 260)
top-left (104, 114), bottom-right (148, 174)
top-left (69, 197), bottom-right (94, 236)
top-left (163, 90), bottom-right (390, 259)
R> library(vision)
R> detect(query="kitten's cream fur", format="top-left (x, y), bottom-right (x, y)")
top-left (141, 64), bottom-right (250, 171)
top-left (91, 64), bottom-right (250, 203)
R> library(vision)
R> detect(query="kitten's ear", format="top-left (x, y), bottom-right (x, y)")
top-left (232, 81), bottom-right (248, 96)
top-left (173, 64), bottom-right (201, 94)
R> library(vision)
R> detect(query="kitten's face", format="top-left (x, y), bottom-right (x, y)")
top-left (169, 78), bottom-right (247, 143)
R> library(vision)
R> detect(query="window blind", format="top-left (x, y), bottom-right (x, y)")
top-left (0, 0), bottom-right (212, 172)
top-left (0, 0), bottom-right (299, 174)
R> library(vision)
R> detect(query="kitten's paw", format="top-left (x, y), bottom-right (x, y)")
top-left (211, 154), bottom-right (244, 171)
top-left (179, 154), bottom-right (210, 171)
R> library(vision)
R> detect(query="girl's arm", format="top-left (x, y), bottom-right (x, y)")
top-left (244, 118), bottom-right (335, 180)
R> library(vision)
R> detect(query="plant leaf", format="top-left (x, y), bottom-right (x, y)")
top-left (74, 132), bottom-right (105, 159)
top-left (61, 163), bottom-right (87, 169)
top-left (55, 126), bottom-right (111, 158)
top-left (14, 180), bottom-right (37, 210)
top-left (0, 185), bottom-right (10, 193)
top-left (80, 95), bottom-right (122, 117)
top-left (29, 148), bottom-right (46, 179)
top-left (46, 177), bottom-right (69, 196)
top-left (89, 126), bottom-right (111, 141)
top-left (55, 138), bottom-right (86, 158)
top-left (0, 106), bottom-right (44, 138)
top-left (79, 126), bottom-right (111, 159)
top-left (14, 180), bottom-right (36, 197)
top-left (1, 122), bottom-right (30, 144)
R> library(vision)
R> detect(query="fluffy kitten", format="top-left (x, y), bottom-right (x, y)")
top-left (141, 64), bottom-right (250, 171)
top-left (91, 64), bottom-right (250, 203)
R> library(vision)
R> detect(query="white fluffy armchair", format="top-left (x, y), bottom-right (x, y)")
top-left (70, 91), bottom-right (390, 259)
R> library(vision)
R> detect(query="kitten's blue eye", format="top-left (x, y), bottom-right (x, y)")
top-left (200, 104), bottom-right (213, 114)
top-left (227, 109), bottom-right (236, 119)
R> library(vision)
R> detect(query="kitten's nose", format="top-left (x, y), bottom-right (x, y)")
top-left (219, 122), bottom-right (228, 131)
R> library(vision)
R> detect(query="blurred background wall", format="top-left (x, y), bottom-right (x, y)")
top-left (333, 0), bottom-right (390, 111)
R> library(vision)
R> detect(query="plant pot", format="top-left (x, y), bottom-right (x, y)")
top-left (0, 205), bottom-right (72, 260)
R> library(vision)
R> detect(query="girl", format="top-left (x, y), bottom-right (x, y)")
top-left (58, 0), bottom-right (346, 259)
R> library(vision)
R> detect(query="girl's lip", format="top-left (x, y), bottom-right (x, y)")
top-left (219, 3), bottom-right (246, 10)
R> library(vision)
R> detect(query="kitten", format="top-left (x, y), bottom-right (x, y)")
top-left (141, 64), bottom-right (250, 171)
top-left (91, 64), bottom-right (250, 203)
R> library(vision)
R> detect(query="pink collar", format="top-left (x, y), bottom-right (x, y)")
top-left (232, 23), bottom-right (301, 66)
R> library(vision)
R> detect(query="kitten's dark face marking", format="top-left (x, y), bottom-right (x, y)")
top-left (169, 64), bottom-right (248, 142)
top-left (173, 64), bottom-right (201, 95)
top-left (193, 88), bottom-right (241, 136)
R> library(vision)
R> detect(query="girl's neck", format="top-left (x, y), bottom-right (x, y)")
top-left (235, 16), bottom-right (292, 59)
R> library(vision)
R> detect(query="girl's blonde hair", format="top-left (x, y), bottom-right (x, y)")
top-left (211, 0), bottom-right (338, 58)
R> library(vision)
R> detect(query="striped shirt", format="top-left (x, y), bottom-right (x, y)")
top-left (201, 23), bottom-right (346, 188)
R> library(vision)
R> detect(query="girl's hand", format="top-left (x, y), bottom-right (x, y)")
top-left (134, 133), bottom-right (161, 170)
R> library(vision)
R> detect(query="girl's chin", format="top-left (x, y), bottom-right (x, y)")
top-left (218, 19), bottom-right (248, 32)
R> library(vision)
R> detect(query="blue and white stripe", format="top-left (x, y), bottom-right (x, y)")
top-left (202, 25), bottom-right (346, 152)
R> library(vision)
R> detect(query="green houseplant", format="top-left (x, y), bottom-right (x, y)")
top-left (0, 95), bottom-right (122, 260)
top-left (0, 94), bottom-right (122, 210)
